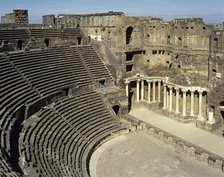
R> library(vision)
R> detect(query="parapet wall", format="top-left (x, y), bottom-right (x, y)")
top-left (126, 115), bottom-right (224, 173)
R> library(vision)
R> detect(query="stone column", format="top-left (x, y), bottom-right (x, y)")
top-left (182, 90), bottom-right (187, 116)
top-left (125, 81), bottom-right (130, 97)
top-left (158, 81), bottom-right (161, 102)
top-left (167, 90), bottom-right (169, 109)
top-left (148, 81), bottom-right (151, 103)
top-left (153, 81), bottom-right (156, 102)
top-left (190, 90), bottom-right (194, 116)
top-left (141, 79), bottom-right (144, 101)
top-left (175, 88), bottom-right (180, 114)
top-left (169, 86), bottom-right (173, 111)
top-left (162, 84), bottom-right (167, 109)
top-left (198, 91), bottom-right (203, 117)
top-left (136, 79), bottom-right (140, 101)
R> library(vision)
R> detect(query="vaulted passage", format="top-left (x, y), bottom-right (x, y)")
top-left (44, 38), bottom-right (50, 47)
top-left (112, 105), bottom-right (120, 115)
top-left (99, 79), bottom-right (106, 85)
top-left (126, 26), bottom-right (133, 45)
top-left (77, 37), bottom-right (82, 45)
top-left (17, 40), bottom-right (23, 50)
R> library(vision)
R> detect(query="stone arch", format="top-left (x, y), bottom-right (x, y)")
top-left (126, 26), bottom-right (134, 45)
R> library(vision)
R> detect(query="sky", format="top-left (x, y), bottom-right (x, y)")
top-left (0, 0), bottom-right (224, 24)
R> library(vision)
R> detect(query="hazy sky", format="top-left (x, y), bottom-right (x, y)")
top-left (1, 0), bottom-right (224, 24)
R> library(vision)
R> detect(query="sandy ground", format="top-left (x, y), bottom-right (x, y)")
top-left (94, 131), bottom-right (224, 177)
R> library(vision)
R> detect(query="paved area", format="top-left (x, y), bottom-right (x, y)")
top-left (93, 132), bottom-right (223, 177)
top-left (129, 108), bottom-right (224, 158)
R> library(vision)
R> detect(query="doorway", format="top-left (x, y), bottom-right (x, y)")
top-left (17, 40), bottom-right (24, 50)
top-left (112, 105), bottom-right (120, 115)
top-left (44, 38), bottom-right (50, 47)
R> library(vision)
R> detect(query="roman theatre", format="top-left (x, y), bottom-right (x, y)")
top-left (0, 9), bottom-right (224, 177)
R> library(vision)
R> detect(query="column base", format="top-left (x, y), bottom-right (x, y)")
top-left (197, 116), bottom-right (206, 122)
top-left (206, 120), bottom-right (216, 124)
top-left (190, 113), bottom-right (195, 117)
top-left (196, 118), bottom-right (220, 131)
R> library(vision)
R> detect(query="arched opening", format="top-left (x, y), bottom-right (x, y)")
top-left (212, 69), bottom-right (217, 73)
top-left (17, 40), bottom-right (23, 50)
top-left (99, 79), bottom-right (105, 85)
top-left (77, 24), bottom-right (80, 27)
top-left (77, 37), bottom-right (82, 45)
top-left (44, 38), bottom-right (50, 47)
top-left (219, 101), bottom-right (224, 106)
top-left (178, 37), bottom-right (182, 42)
top-left (167, 35), bottom-right (171, 44)
top-left (126, 26), bottom-right (133, 45)
top-left (112, 105), bottom-right (120, 115)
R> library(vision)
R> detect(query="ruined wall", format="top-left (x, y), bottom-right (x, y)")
top-left (1, 9), bottom-right (29, 25)
top-left (208, 30), bottom-right (224, 125)
top-left (13, 9), bottom-right (29, 25)
top-left (1, 13), bottom-right (14, 24)
top-left (56, 13), bottom-right (223, 128)
top-left (54, 14), bottom-right (216, 88)
top-left (142, 18), bottom-right (210, 86)
top-left (42, 15), bottom-right (56, 28)
top-left (169, 19), bottom-right (210, 86)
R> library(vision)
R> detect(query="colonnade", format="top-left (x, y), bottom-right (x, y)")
top-left (125, 78), bottom-right (162, 103)
top-left (125, 75), bottom-right (207, 119)
top-left (162, 85), bottom-right (206, 118)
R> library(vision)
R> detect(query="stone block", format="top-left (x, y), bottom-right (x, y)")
top-left (147, 127), bottom-right (155, 135)
top-left (167, 136), bottom-right (174, 143)
top-left (208, 158), bottom-right (223, 169)
top-left (215, 159), bottom-right (224, 169)
top-left (158, 132), bottom-right (164, 139)
top-left (176, 141), bottom-right (185, 152)
top-left (187, 147), bottom-right (196, 157)
top-left (200, 152), bottom-right (209, 162)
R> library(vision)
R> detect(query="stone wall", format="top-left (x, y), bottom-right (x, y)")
top-left (1, 9), bottom-right (29, 25)
top-left (55, 14), bottom-right (213, 87)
